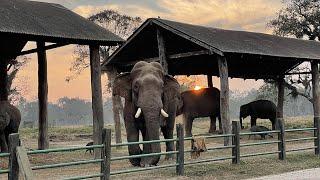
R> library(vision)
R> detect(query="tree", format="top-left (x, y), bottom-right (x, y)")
top-left (67, 10), bottom-right (142, 81)
top-left (7, 56), bottom-right (30, 104)
top-left (268, 0), bottom-right (320, 102)
top-left (68, 10), bottom-right (142, 144)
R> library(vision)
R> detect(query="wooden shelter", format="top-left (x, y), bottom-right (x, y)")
top-left (103, 18), bottom-right (320, 145)
top-left (0, 0), bottom-right (123, 154)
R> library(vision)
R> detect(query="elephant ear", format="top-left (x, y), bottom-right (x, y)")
top-left (113, 72), bottom-right (132, 101)
top-left (161, 75), bottom-right (180, 126)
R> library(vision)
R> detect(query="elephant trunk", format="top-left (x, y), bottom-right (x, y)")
top-left (140, 108), bottom-right (161, 166)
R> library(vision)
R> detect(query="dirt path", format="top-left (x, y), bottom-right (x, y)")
top-left (247, 168), bottom-right (320, 180)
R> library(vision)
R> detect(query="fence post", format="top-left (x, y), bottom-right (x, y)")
top-left (8, 133), bottom-right (20, 180)
top-left (277, 118), bottom-right (286, 160)
top-left (101, 128), bottom-right (111, 180)
top-left (314, 117), bottom-right (320, 155)
top-left (232, 121), bottom-right (240, 164)
top-left (176, 123), bottom-right (184, 176)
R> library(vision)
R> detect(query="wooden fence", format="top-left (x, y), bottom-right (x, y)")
top-left (0, 118), bottom-right (319, 179)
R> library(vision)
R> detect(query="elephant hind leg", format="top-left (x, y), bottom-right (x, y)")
top-left (251, 117), bottom-right (257, 127)
top-left (0, 132), bottom-right (8, 153)
top-left (184, 115), bottom-right (193, 137)
top-left (208, 116), bottom-right (217, 133)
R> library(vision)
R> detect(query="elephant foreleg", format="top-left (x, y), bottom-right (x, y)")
top-left (161, 126), bottom-right (174, 160)
top-left (208, 116), bottom-right (216, 133)
top-left (184, 115), bottom-right (193, 137)
top-left (0, 132), bottom-right (8, 153)
top-left (251, 117), bottom-right (257, 127)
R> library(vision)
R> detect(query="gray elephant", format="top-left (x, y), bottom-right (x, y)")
top-left (0, 101), bottom-right (21, 152)
top-left (240, 100), bottom-right (277, 130)
top-left (113, 61), bottom-right (181, 167)
top-left (177, 87), bottom-right (221, 137)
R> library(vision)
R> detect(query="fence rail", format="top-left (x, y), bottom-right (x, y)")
top-left (0, 118), bottom-right (320, 180)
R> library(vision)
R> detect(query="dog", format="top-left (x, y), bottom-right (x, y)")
top-left (85, 141), bottom-right (94, 154)
top-left (191, 137), bottom-right (207, 159)
top-left (249, 126), bottom-right (274, 140)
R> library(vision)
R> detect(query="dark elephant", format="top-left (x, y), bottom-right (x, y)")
top-left (177, 87), bottom-right (221, 137)
top-left (0, 101), bottom-right (21, 152)
top-left (113, 61), bottom-right (181, 167)
top-left (240, 100), bottom-right (276, 130)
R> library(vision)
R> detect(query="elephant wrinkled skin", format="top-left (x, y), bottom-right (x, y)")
top-left (0, 101), bottom-right (21, 152)
top-left (240, 100), bottom-right (277, 130)
top-left (177, 87), bottom-right (221, 137)
top-left (113, 61), bottom-right (181, 167)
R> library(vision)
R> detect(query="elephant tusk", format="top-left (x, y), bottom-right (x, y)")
top-left (135, 108), bottom-right (142, 118)
top-left (161, 109), bottom-right (169, 118)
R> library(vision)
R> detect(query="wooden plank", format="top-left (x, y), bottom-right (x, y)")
top-left (176, 124), bottom-right (184, 175)
top-left (312, 62), bottom-right (320, 117)
top-left (89, 45), bottom-right (104, 159)
top-left (37, 41), bottom-right (49, 150)
top-left (277, 118), bottom-right (286, 160)
top-left (207, 75), bottom-right (213, 88)
top-left (9, 133), bottom-right (20, 180)
top-left (18, 43), bottom-right (69, 56)
top-left (0, 58), bottom-right (8, 101)
top-left (314, 117), bottom-right (320, 155)
top-left (312, 62), bottom-right (320, 155)
top-left (277, 78), bottom-right (285, 130)
top-left (218, 56), bottom-right (231, 146)
top-left (169, 50), bottom-right (210, 59)
top-left (232, 121), bottom-right (240, 164)
top-left (157, 28), bottom-right (168, 74)
top-left (16, 147), bottom-right (34, 180)
top-left (101, 129), bottom-right (111, 180)
top-left (112, 95), bottom-right (122, 146)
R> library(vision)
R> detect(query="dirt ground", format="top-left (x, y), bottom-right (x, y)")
top-left (1, 116), bottom-right (320, 180)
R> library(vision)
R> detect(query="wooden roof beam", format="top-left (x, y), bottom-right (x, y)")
top-left (18, 43), bottom-right (69, 56)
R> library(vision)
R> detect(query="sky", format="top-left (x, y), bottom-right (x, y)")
top-left (16, 0), bottom-right (284, 102)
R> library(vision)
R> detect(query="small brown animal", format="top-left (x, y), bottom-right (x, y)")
top-left (85, 141), bottom-right (94, 154)
top-left (191, 137), bottom-right (207, 159)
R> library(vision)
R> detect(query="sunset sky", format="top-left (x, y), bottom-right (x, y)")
top-left (17, 0), bottom-right (284, 102)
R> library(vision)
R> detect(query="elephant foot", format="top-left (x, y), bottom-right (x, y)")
top-left (165, 154), bottom-right (175, 160)
top-left (208, 128), bottom-right (217, 134)
top-left (218, 130), bottom-right (223, 134)
top-left (129, 158), bottom-right (141, 167)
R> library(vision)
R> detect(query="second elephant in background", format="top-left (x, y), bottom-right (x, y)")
top-left (177, 87), bottom-right (221, 137)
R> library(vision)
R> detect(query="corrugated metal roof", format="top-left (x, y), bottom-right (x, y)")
top-left (153, 18), bottom-right (320, 59)
top-left (0, 0), bottom-right (123, 45)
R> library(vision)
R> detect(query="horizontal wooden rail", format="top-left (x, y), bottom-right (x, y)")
top-left (110, 163), bottom-right (178, 175)
top-left (111, 151), bottom-right (178, 161)
top-left (286, 146), bottom-right (317, 152)
top-left (62, 173), bottom-right (103, 180)
top-left (240, 151), bottom-right (280, 158)
top-left (285, 137), bottom-right (316, 142)
top-left (32, 159), bottom-right (103, 170)
top-left (184, 156), bottom-right (234, 166)
top-left (27, 145), bottom-right (104, 155)
top-left (240, 140), bottom-right (280, 147)
top-left (285, 128), bottom-right (316, 132)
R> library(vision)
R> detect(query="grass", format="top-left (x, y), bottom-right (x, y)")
top-left (0, 116), bottom-right (319, 179)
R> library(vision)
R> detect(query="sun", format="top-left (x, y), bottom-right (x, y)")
top-left (194, 85), bottom-right (202, 91)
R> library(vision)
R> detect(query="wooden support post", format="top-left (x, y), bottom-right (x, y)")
top-left (0, 58), bottom-right (8, 101)
top-left (157, 28), bottom-right (168, 74)
top-left (315, 118), bottom-right (320, 155)
top-left (176, 124), bottom-right (184, 176)
top-left (277, 119), bottom-right (286, 160)
top-left (112, 95), bottom-right (122, 147)
top-left (218, 56), bottom-right (231, 146)
top-left (311, 61), bottom-right (320, 155)
top-left (232, 121), bottom-right (240, 164)
top-left (89, 45), bottom-right (104, 159)
top-left (207, 75), bottom-right (213, 88)
top-left (101, 129), bottom-right (111, 180)
top-left (8, 133), bottom-right (20, 180)
top-left (37, 41), bottom-right (49, 150)
top-left (16, 147), bottom-right (34, 180)
top-left (277, 78), bottom-right (285, 130)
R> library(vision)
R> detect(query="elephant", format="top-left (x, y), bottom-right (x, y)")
top-left (240, 100), bottom-right (277, 130)
top-left (113, 61), bottom-right (181, 167)
top-left (177, 87), bottom-right (221, 137)
top-left (0, 101), bottom-right (21, 152)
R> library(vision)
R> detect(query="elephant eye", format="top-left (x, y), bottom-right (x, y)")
top-left (133, 83), bottom-right (139, 93)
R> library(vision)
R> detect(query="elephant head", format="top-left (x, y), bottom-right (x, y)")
top-left (113, 61), bottom-right (180, 166)
top-left (239, 104), bottom-right (250, 129)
